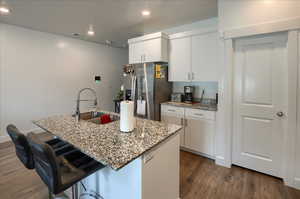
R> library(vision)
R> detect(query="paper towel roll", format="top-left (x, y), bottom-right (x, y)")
top-left (120, 100), bottom-right (135, 132)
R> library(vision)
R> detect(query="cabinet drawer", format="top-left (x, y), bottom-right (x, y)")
top-left (161, 105), bottom-right (184, 117)
top-left (185, 108), bottom-right (215, 121)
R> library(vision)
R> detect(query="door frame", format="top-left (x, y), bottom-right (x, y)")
top-left (219, 26), bottom-right (299, 188)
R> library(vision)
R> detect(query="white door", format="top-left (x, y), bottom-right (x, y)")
top-left (233, 33), bottom-right (287, 178)
top-left (191, 32), bottom-right (219, 81)
top-left (169, 37), bottom-right (191, 82)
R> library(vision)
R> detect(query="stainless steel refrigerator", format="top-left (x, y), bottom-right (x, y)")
top-left (123, 63), bottom-right (172, 121)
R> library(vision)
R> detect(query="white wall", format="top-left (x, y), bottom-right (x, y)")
top-left (219, 0), bottom-right (300, 31)
top-left (0, 24), bottom-right (127, 138)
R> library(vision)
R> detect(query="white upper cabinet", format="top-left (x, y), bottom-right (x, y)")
top-left (129, 41), bottom-right (144, 64)
top-left (168, 28), bottom-right (219, 82)
top-left (128, 32), bottom-right (168, 64)
top-left (191, 32), bottom-right (219, 81)
top-left (169, 37), bottom-right (191, 81)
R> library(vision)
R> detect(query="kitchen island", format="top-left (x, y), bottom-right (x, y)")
top-left (33, 112), bottom-right (182, 199)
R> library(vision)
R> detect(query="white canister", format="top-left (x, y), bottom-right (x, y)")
top-left (120, 100), bottom-right (135, 132)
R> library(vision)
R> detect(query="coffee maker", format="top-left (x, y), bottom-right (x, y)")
top-left (184, 86), bottom-right (194, 103)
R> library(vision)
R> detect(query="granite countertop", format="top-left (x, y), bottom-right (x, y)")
top-left (33, 113), bottom-right (182, 170)
top-left (161, 101), bottom-right (217, 111)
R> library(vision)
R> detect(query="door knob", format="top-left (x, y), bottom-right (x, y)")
top-left (276, 111), bottom-right (284, 117)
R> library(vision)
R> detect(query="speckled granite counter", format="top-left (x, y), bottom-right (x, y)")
top-left (33, 113), bottom-right (182, 170)
top-left (161, 101), bottom-right (217, 111)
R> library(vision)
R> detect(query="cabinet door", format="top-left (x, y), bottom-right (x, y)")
top-left (143, 38), bottom-right (161, 63)
top-left (142, 134), bottom-right (180, 199)
top-left (185, 118), bottom-right (215, 156)
top-left (169, 37), bottom-right (191, 82)
top-left (129, 42), bottom-right (144, 64)
top-left (161, 115), bottom-right (185, 147)
top-left (191, 32), bottom-right (219, 81)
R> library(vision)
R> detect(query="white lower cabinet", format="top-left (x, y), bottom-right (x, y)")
top-left (161, 104), bottom-right (216, 158)
top-left (185, 117), bottom-right (215, 157)
top-left (161, 115), bottom-right (185, 146)
top-left (161, 105), bottom-right (185, 147)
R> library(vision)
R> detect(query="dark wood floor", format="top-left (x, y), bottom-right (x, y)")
top-left (1, 135), bottom-right (300, 199)
top-left (180, 151), bottom-right (300, 199)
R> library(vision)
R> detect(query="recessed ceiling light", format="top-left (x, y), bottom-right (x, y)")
top-left (87, 30), bottom-right (95, 36)
top-left (87, 25), bottom-right (95, 36)
top-left (0, 6), bottom-right (10, 14)
top-left (142, 10), bottom-right (150, 16)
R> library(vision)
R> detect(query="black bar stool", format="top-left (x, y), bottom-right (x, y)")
top-left (27, 133), bottom-right (105, 199)
top-left (6, 124), bottom-right (74, 170)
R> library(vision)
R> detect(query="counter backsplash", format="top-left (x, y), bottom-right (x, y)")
top-left (172, 81), bottom-right (218, 100)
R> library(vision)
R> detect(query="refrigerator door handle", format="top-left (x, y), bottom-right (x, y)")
top-left (143, 63), bottom-right (151, 120)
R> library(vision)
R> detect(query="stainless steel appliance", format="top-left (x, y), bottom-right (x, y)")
top-left (184, 86), bottom-right (194, 103)
top-left (171, 93), bottom-right (183, 102)
top-left (123, 63), bottom-right (172, 121)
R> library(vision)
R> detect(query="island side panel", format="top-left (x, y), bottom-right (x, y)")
top-left (80, 133), bottom-right (180, 199)
top-left (82, 157), bottom-right (143, 199)
top-left (142, 134), bottom-right (180, 199)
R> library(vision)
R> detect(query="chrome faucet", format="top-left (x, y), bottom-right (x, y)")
top-left (75, 88), bottom-right (98, 122)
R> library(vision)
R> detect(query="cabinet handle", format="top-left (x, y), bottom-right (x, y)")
top-left (144, 54), bottom-right (146, 62)
top-left (195, 113), bottom-right (203, 116)
top-left (167, 109), bottom-right (176, 112)
top-left (191, 72), bottom-right (195, 80)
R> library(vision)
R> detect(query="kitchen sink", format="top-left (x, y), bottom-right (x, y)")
top-left (76, 111), bottom-right (119, 125)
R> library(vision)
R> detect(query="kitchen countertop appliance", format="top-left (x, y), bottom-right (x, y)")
top-left (171, 93), bottom-right (183, 103)
top-left (184, 86), bottom-right (194, 103)
top-left (123, 63), bottom-right (172, 121)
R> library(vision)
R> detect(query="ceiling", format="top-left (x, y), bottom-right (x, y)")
top-left (0, 0), bottom-right (218, 47)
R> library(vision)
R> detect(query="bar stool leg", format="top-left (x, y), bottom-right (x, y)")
top-left (72, 183), bottom-right (79, 199)
top-left (48, 190), bottom-right (53, 199)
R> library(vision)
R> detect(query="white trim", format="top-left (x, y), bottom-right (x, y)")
top-left (180, 147), bottom-right (215, 160)
top-left (283, 30), bottom-right (299, 188)
top-left (224, 17), bottom-right (300, 39)
top-left (294, 178), bottom-right (300, 190)
top-left (223, 39), bottom-right (234, 168)
top-left (215, 156), bottom-right (231, 168)
top-left (128, 32), bottom-right (168, 44)
top-left (0, 24), bottom-right (3, 139)
top-left (168, 27), bottom-right (218, 40)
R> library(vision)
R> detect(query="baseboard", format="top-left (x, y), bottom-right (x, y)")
top-left (180, 147), bottom-right (215, 160)
top-left (0, 135), bottom-right (10, 143)
top-left (0, 127), bottom-right (43, 144)
top-left (215, 156), bottom-right (231, 168)
top-left (294, 178), bottom-right (300, 190)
